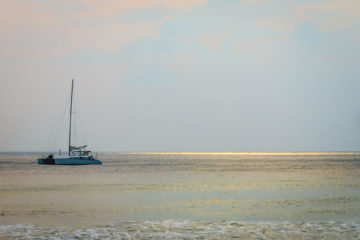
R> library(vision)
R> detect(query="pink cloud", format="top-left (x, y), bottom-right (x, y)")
top-left (0, 0), bottom-right (207, 60)
top-left (72, 0), bottom-right (207, 18)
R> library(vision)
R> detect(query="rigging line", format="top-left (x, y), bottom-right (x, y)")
top-left (44, 82), bottom-right (72, 153)
top-left (74, 97), bottom-right (88, 147)
top-left (68, 79), bottom-right (74, 154)
top-left (72, 87), bottom-right (77, 147)
top-left (49, 109), bottom-right (67, 152)
top-left (76, 91), bottom-right (88, 145)
top-left (73, 110), bottom-right (77, 146)
top-left (78, 111), bottom-right (88, 147)
top-left (71, 83), bottom-right (87, 147)
top-left (75, 87), bottom-right (88, 147)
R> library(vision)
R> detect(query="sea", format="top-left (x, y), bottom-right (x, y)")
top-left (0, 152), bottom-right (359, 239)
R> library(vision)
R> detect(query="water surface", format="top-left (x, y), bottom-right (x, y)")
top-left (0, 152), bottom-right (359, 239)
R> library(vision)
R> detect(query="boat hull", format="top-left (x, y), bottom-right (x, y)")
top-left (38, 157), bottom-right (102, 165)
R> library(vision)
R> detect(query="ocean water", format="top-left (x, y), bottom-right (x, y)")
top-left (0, 152), bottom-right (359, 239)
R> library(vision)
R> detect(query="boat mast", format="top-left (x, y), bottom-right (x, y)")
top-left (68, 79), bottom-right (74, 156)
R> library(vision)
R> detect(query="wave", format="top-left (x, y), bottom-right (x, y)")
top-left (1, 220), bottom-right (359, 239)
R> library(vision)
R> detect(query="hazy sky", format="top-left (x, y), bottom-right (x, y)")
top-left (1, 0), bottom-right (360, 152)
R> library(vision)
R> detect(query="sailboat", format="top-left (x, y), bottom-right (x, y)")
top-left (38, 79), bottom-right (102, 165)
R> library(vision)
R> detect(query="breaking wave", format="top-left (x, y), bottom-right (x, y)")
top-left (1, 220), bottom-right (360, 239)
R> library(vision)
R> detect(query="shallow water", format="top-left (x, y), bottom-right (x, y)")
top-left (0, 152), bottom-right (359, 238)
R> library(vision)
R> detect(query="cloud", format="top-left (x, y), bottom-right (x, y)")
top-left (258, 0), bottom-right (360, 32)
top-left (0, 0), bottom-right (207, 60)
top-left (243, 0), bottom-right (264, 5)
top-left (196, 34), bottom-right (228, 51)
top-left (69, 0), bottom-right (207, 18)
top-left (294, 0), bottom-right (360, 31)
top-left (233, 35), bottom-right (290, 60)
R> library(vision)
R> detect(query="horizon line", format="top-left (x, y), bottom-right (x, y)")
top-left (1, 151), bottom-right (360, 155)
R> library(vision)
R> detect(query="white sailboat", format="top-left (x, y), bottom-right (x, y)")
top-left (38, 79), bottom-right (102, 165)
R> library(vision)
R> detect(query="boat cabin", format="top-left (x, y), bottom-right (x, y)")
top-left (71, 150), bottom-right (93, 157)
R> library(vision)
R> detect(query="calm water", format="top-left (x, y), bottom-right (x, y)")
top-left (0, 152), bottom-right (359, 239)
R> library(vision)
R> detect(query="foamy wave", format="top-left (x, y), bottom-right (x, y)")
top-left (1, 221), bottom-right (360, 239)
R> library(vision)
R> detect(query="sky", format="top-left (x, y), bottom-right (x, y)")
top-left (1, 0), bottom-right (360, 152)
